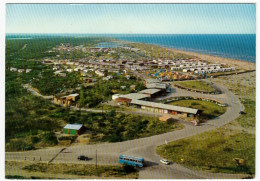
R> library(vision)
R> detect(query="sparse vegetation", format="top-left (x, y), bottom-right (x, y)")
top-left (79, 110), bottom-right (183, 143)
top-left (22, 162), bottom-right (138, 178)
top-left (174, 80), bottom-right (215, 92)
top-left (168, 100), bottom-right (226, 122)
top-left (156, 127), bottom-right (255, 175)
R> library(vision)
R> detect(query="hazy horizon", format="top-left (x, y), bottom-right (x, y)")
top-left (6, 4), bottom-right (255, 34)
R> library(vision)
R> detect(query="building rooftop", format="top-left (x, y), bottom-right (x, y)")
top-left (61, 93), bottom-right (79, 99)
top-left (144, 78), bottom-right (160, 84)
top-left (146, 83), bottom-right (167, 89)
top-left (119, 93), bottom-right (150, 100)
top-left (64, 123), bottom-right (83, 130)
top-left (130, 99), bottom-right (198, 114)
top-left (139, 89), bottom-right (161, 95)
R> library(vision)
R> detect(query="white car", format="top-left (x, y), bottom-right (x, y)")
top-left (160, 159), bottom-right (170, 165)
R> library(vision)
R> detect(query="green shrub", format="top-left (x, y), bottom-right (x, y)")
top-left (6, 140), bottom-right (35, 152)
top-left (42, 132), bottom-right (58, 145)
top-left (31, 136), bottom-right (40, 144)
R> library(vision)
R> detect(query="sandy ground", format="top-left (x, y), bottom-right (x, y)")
top-left (211, 71), bottom-right (256, 100)
top-left (211, 71), bottom-right (256, 134)
top-left (167, 48), bottom-right (256, 71)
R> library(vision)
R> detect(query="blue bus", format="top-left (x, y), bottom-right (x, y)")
top-left (119, 155), bottom-right (145, 168)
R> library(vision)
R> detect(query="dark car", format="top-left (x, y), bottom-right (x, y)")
top-left (239, 111), bottom-right (246, 115)
top-left (78, 155), bottom-right (88, 161)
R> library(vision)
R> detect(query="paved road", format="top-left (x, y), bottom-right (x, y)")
top-left (7, 81), bottom-right (247, 179)
top-left (23, 84), bottom-right (53, 99)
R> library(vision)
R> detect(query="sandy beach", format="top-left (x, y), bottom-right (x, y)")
top-left (167, 48), bottom-right (256, 71)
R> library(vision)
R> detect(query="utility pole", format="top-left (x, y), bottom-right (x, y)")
top-left (96, 147), bottom-right (98, 176)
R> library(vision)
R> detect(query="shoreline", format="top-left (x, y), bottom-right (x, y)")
top-left (114, 39), bottom-right (255, 71)
top-left (167, 48), bottom-right (255, 71)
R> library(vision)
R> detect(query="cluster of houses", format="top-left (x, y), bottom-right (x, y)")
top-left (112, 79), bottom-right (199, 119)
top-left (10, 67), bottom-right (32, 73)
top-left (153, 69), bottom-right (194, 81)
top-left (171, 60), bottom-right (236, 75)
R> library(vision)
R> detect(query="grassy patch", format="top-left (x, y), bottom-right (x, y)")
top-left (156, 127), bottom-right (255, 175)
top-left (168, 100), bottom-right (226, 122)
top-left (236, 99), bottom-right (255, 128)
top-left (82, 110), bottom-right (184, 143)
top-left (22, 162), bottom-right (138, 178)
top-left (175, 80), bottom-right (215, 92)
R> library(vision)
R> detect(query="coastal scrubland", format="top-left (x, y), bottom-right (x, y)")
top-left (6, 161), bottom-right (138, 179)
top-left (157, 72), bottom-right (255, 176)
top-left (168, 100), bottom-right (226, 122)
top-left (174, 80), bottom-right (215, 92)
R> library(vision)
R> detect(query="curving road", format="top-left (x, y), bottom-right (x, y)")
top-left (7, 81), bottom-right (246, 179)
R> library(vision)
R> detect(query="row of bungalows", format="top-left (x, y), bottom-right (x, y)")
top-left (54, 93), bottom-right (79, 107)
top-left (194, 67), bottom-right (236, 74)
top-left (10, 67), bottom-right (32, 73)
top-left (130, 99), bottom-right (199, 118)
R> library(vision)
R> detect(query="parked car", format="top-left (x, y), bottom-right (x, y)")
top-left (78, 155), bottom-right (88, 161)
top-left (160, 159), bottom-right (170, 165)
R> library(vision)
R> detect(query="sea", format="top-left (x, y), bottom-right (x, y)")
top-left (6, 34), bottom-right (256, 62)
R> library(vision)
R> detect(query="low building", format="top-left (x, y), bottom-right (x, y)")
top-left (64, 123), bottom-right (84, 135)
top-left (146, 83), bottom-right (167, 90)
top-left (18, 69), bottom-right (25, 73)
top-left (67, 69), bottom-right (73, 72)
top-left (130, 99), bottom-right (198, 117)
top-left (114, 93), bottom-right (150, 104)
top-left (26, 69), bottom-right (32, 73)
top-left (10, 67), bottom-right (17, 72)
top-left (95, 70), bottom-right (105, 77)
top-left (138, 88), bottom-right (162, 98)
top-left (54, 93), bottom-right (79, 107)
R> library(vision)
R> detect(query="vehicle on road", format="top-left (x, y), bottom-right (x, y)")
top-left (78, 155), bottom-right (88, 161)
top-left (119, 155), bottom-right (144, 168)
top-left (160, 159), bottom-right (170, 165)
top-left (239, 111), bottom-right (246, 115)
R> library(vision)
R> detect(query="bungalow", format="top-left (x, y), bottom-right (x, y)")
top-left (18, 69), bottom-right (25, 73)
top-left (54, 93), bottom-right (79, 107)
top-left (67, 69), bottom-right (73, 72)
top-left (10, 67), bottom-right (17, 72)
top-left (95, 70), bottom-right (105, 77)
top-left (26, 69), bottom-right (32, 73)
top-left (64, 123), bottom-right (85, 135)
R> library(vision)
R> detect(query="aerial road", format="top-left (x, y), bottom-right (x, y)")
top-left (6, 81), bottom-right (246, 179)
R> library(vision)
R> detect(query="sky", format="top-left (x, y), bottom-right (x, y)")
top-left (6, 4), bottom-right (256, 34)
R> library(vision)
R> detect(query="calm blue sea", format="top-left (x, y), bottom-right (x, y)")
top-left (6, 34), bottom-right (256, 62)
top-left (112, 34), bottom-right (256, 62)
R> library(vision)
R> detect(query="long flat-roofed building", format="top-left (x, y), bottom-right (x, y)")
top-left (130, 99), bottom-right (198, 118)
